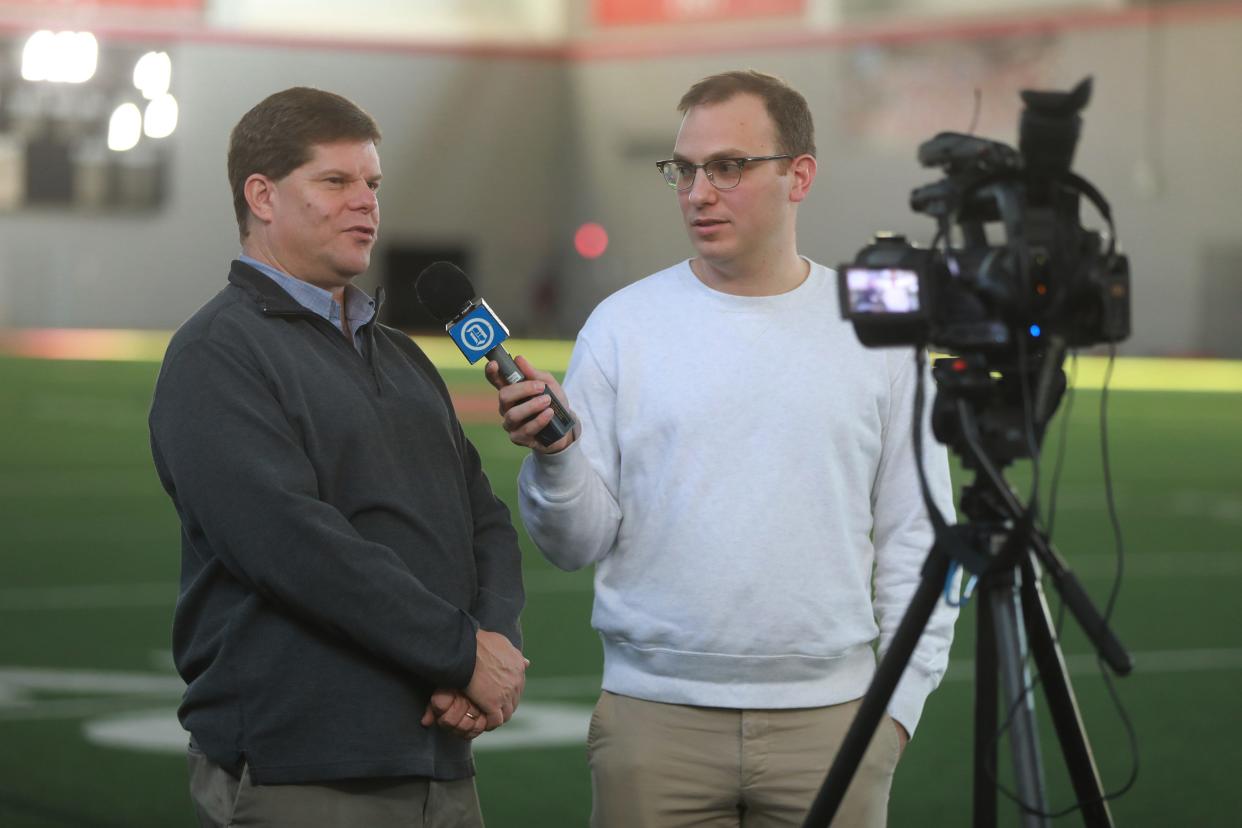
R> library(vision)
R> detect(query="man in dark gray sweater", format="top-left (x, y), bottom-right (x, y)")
top-left (149, 87), bottom-right (527, 828)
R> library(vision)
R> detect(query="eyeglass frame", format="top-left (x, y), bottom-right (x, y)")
top-left (654, 155), bottom-right (794, 191)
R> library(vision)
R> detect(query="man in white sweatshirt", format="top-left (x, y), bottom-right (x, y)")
top-left (488, 70), bottom-right (958, 827)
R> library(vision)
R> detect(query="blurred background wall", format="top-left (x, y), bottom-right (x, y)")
top-left (0, 0), bottom-right (1238, 356)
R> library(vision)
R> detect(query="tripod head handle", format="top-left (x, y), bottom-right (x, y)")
top-left (952, 397), bottom-right (1133, 676)
top-left (1036, 543), bottom-right (1132, 675)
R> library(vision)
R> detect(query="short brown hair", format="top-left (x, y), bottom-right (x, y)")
top-left (227, 87), bottom-right (381, 239)
top-left (678, 70), bottom-right (816, 158)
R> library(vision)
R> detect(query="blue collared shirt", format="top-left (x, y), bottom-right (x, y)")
top-left (239, 254), bottom-right (377, 357)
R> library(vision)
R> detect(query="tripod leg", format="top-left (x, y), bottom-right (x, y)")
top-left (974, 574), bottom-right (998, 828)
top-left (800, 549), bottom-right (951, 828)
top-left (1018, 555), bottom-right (1114, 827)
top-left (990, 574), bottom-right (1051, 828)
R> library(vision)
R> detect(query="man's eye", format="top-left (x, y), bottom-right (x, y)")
top-left (713, 161), bottom-right (742, 175)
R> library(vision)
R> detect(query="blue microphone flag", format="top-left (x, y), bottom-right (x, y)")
top-left (447, 301), bottom-right (510, 364)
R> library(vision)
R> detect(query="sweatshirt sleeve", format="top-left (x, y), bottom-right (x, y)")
top-left (517, 335), bottom-right (623, 571)
top-left (871, 348), bottom-right (960, 737)
top-left (150, 337), bottom-right (479, 689)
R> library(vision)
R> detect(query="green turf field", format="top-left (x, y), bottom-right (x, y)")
top-left (1, 353), bottom-right (1239, 826)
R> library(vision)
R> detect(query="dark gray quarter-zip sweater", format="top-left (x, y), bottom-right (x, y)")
top-left (149, 261), bottom-right (523, 785)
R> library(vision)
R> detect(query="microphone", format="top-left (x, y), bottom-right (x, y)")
top-left (415, 261), bottom-right (576, 447)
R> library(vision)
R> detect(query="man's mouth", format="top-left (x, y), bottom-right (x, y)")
top-left (346, 226), bottom-right (376, 240)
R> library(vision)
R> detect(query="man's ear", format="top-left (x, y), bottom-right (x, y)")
top-left (243, 174), bottom-right (277, 224)
top-left (788, 154), bottom-right (817, 204)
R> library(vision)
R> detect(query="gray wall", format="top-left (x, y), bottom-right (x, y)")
top-left (566, 16), bottom-right (1242, 357)
top-left (0, 42), bottom-right (569, 334)
top-left (1, 12), bottom-right (1239, 356)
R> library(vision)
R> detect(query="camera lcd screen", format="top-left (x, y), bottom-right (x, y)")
top-left (844, 267), bottom-right (922, 315)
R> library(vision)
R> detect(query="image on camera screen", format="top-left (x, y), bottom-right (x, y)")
top-left (845, 267), bottom-right (921, 314)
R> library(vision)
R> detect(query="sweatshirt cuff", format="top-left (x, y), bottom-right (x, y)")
top-left (523, 442), bottom-right (592, 501)
top-left (887, 664), bottom-right (938, 738)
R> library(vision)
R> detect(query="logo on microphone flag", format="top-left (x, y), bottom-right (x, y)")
top-left (448, 301), bottom-right (510, 363)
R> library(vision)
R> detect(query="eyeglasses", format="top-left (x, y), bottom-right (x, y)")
top-left (655, 155), bottom-right (792, 191)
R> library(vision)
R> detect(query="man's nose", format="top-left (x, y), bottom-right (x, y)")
top-left (351, 183), bottom-right (378, 211)
top-left (687, 167), bottom-right (716, 204)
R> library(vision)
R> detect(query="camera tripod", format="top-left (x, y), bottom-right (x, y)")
top-left (801, 377), bottom-right (1132, 828)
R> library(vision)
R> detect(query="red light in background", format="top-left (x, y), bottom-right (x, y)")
top-left (574, 222), bottom-right (609, 259)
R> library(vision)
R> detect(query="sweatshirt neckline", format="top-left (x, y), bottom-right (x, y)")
top-left (679, 257), bottom-right (823, 310)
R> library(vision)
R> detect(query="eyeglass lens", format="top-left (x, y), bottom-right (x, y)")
top-left (665, 159), bottom-right (744, 191)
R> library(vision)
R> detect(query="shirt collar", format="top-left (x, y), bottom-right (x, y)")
top-left (238, 254), bottom-right (376, 326)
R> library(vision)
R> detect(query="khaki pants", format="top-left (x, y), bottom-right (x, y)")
top-left (187, 745), bottom-right (484, 828)
top-left (587, 691), bottom-right (900, 828)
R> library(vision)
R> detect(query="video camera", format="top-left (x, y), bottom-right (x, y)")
top-left (838, 77), bottom-right (1130, 358)
top-left (806, 80), bottom-right (1136, 828)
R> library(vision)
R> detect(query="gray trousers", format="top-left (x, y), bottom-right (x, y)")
top-left (188, 745), bottom-right (484, 828)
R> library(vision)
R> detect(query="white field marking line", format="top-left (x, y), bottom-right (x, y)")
top-left (0, 668), bottom-right (598, 698)
top-left (0, 667), bottom-right (183, 694)
top-left (0, 667), bottom-right (182, 722)
top-left (81, 701), bottom-right (593, 755)
top-left (0, 666), bottom-right (602, 724)
top-left (2, 646), bottom-right (1240, 715)
top-left (0, 664), bottom-right (599, 705)
top-left (0, 697), bottom-right (178, 721)
top-left (8, 547), bottom-right (1241, 613)
top-left (941, 647), bottom-right (1242, 682)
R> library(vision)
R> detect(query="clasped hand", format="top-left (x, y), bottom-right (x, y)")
top-left (421, 629), bottom-right (529, 740)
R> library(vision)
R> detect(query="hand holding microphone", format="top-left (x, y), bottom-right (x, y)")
top-left (415, 262), bottom-right (577, 451)
top-left (486, 354), bottom-right (576, 453)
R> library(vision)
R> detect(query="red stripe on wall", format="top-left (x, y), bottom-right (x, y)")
top-left (0, 1), bottom-right (1238, 59)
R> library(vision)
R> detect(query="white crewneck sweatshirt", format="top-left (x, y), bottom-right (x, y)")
top-left (518, 259), bottom-right (958, 734)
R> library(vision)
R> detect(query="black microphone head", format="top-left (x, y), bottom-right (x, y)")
top-left (416, 261), bottom-right (477, 323)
